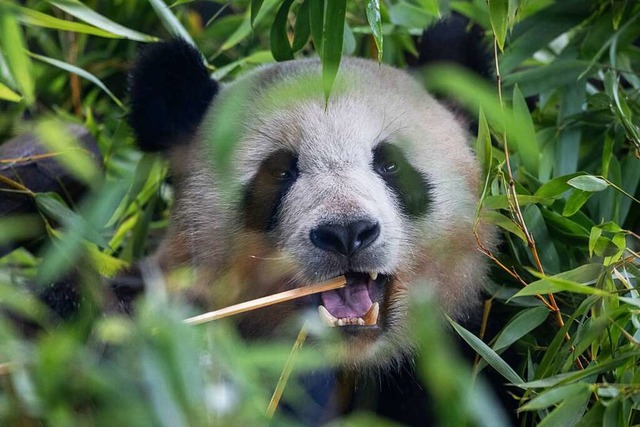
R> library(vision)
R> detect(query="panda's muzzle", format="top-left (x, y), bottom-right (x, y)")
top-left (316, 272), bottom-right (388, 329)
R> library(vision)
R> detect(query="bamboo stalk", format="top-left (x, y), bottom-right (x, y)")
top-left (266, 323), bottom-right (309, 418)
top-left (184, 276), bottom-right (346, 325)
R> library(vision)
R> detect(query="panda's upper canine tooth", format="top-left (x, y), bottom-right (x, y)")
top-left (318, 305), bottom-right (337, 327)
top-left (369, 272), bottom-right (378, 281)
top-left (362, 302), bottom-right (380, 326)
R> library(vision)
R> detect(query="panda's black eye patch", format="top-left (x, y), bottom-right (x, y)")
top-left (373, 142), bottom-right (432, 217)
top-left (243, 150), bottom-right (299, 231)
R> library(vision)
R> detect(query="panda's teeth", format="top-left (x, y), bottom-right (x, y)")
top-left (318, 305), bottom-right (338, 327)
top-left (319, 304), bottom-right (379, 327)
top-left (362, 303), bottom-right (379, 326)
top-left (369, 272), bottom-right (378, 281)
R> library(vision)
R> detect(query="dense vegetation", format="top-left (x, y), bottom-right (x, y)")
top-left (0, 0), bottom-right (639, 425)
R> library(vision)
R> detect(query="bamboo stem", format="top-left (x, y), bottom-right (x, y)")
top-left (184, 276), bottom-right (346, 325)
top-left (266, 324), bottom-right (309, 418)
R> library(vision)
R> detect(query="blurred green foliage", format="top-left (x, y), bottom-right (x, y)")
top-left (0, 0), bottom-right (639, 425)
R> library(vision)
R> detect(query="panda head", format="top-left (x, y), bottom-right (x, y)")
top-left (130, 39), bottom-right (493, 367)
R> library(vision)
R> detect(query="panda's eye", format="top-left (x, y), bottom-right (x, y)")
top-left (378, 161), bottom-right (399, 175)
top-left (373, 143), bottom-right (402, 176)
top-left (271, 169), bottom-right (294, 180)
top-left (266, 150), bottom-right (298, 182)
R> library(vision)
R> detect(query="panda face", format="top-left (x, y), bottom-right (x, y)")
top-left (130, 43), bottom-right (492, 367)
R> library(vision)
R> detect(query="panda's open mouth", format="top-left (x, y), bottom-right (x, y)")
top-left (316, 272), bottom-right (388, 329)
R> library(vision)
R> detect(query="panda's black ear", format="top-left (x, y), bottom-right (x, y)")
top-left (129, 39), bottom-right (218, 152)
top-left (413, 13), bottom-right (491, 79)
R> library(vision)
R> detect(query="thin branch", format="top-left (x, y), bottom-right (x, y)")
top-left (184, 276), bottom-right (346, 325)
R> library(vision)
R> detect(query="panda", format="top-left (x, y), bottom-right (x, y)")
top-left (128, 36), bottom-right (496, 368)
top-left (125, 20), bottom-right (500, 423)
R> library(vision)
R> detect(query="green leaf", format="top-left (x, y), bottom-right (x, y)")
top-left (321, 0), bottom-right (346, 101)
top-left (365, 0), bottom-right (383, 61)
top-left (35, 193), bottom-right (108, 248)
top-left (483, 194), bottom-right (553, 210)
top-left (342, 21), bottom-right (355, 55)
top-left (511, 85), bottom-right (539, 174)
top-left (147, 0), bottom-right (194, 45)
top-left (389, 2), bottom-right (434, 29)
top-left (563, 189), bottom-right (593, 217)
top-left (520, 383), bottom-right (591, 411)
top-left (481, 211), bottom-right (527, 242)
top-left (292, 0), bottom-right (311, 52)
top-left (502, 60), bottom-right (592, 98)
top-left (588, 226), bottom-right (603, 257)
top-left (48, 0), bottom-right (156, 41)
top-left (220, 0), bottom-right (279, 52)
top-left (0, 82), bottom-right (21, 102)
top-left (537, 390), bottom-right (590, 427)
top-left (493, 306), bottom-right (549, 352)
top-left (30, 52), bottom-right (124, 109)
top-left (448, 318), bottom-right (525, 387)
top-left (309, 0), bottom-right (324, 53)
top-left (476, 108), bottom-right (492, 180)
top-left (270, 0), bottom-right (295, 61)
top-left (534, 173), bottom-right (584, 198)
top-left (488, 0), bottom-right (508, 51)
top-left (0, 8), bottom-right (34, 104)
top-left (251, 0), bottom-right (264, 27)
top-left (15, 6), bottom-right (121, 39)
top-left (555, 80), bottom-right (585, 177)
top-left (512, 267), bottom-right (608, 298)
top-left (567, 175), bottom-right (610, 192)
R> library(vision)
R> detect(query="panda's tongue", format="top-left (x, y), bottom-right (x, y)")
top-left (321, 279), bottom-right (372, 318)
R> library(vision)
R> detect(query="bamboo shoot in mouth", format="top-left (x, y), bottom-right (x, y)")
top-left (184, 276), bottom-right (347, 325)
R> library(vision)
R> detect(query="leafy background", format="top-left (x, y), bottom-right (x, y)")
top-left (0, 0), bottom-right (639, 425)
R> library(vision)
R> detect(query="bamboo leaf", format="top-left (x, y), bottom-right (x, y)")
top-left (448, 318), bottom-right (525, 387)
top-left (321, 0), bottom-right (346, 101)
top-left (48, 0), bottom-right (156, 41)
top-left (520, 383), bottom-right (591, 412)
top-left (291, 0), bottom-right (311, 52)
top-left (537, 390), bottom-right (590, 427)
top-left (270, 0), bottom-right (295, 61)
top-left (483, 194), bottom-right (553, 210)
top-left (33, 119), bottom-right (102, 187)
top-left (488, 0), bottom-right (508, 51)
top-left (588, 226), bottom-right (602, 258)
top-left (0, 81), bottom-right (21, 102)
top-left (563, 189), bottom-right (593, 217)
top-left (481, 210), bottom-right (527, 242)
top-left (147, 0), bottom-right (194, 45)
top-left (512, 273), bottom-right (608, 299)
top-left (365, 0), bottom-right (383, 61)
top-left (0, 8), bottom-right (34, 104)
top-left (309, 0), bottom-right (324, 53)
top-left (251, 0), bottom-right (264, 27)
top-left (476, 108), bottom-right (492, 180)
top-left (534, 173), bottom-right (584, 198)
top-left (389, 2), bottom-right (434, 29)
top-left (512, 84), bottom-right (539, 174)
top-left (30, 52), bottom-right (124, 109)
top-left (16, 6), bottom-right (121, 38)
top-left (35, 193), bottom-right (108, 248)
top-left (567, 175), bottom-right (610, 192)
top-left (493, 306), bottom-right (549, 352)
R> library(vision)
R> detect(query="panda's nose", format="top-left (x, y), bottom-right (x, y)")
top-left (310, 220), bottom-right (380, 257)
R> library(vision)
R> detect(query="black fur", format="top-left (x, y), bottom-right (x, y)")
top-left (413, 13), bottom-right (491, 79)
top-left (242, 150), bottom-right (299, 232)
top-left (129, 39), bottom-right (218, 152)
top-left (373, 143), bottom-right (432, 218)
